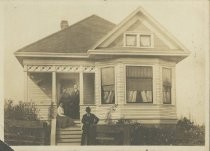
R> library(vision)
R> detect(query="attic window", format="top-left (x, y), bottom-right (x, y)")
top-left (124, 32), bottom-right (153, 48)
top-left (140, 35), bottom-right (151, 47)
top-left (125, 34), bottom-right (137, 47)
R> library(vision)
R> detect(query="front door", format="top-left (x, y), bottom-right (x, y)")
top-left (57, 73), bottom-right (80, 119)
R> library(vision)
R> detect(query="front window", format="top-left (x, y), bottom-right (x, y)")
top-left (101, 67), bottom-right (115, 104)
top-left (126, 66), bottom-right (153, 103)
top-left (162, 68), bottom-right (172, 104)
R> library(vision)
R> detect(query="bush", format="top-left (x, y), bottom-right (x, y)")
top-left (175, 117), bottom-right (205, 145)
top-left (4, 99), bottom-right (50, 145)
top-left (4, 99), bottom-right (39, 120)
top-left (130, 124), bottom-right (176, 145)
top-left (115, 117), bottom-right (205, 145)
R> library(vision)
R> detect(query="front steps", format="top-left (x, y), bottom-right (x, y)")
top-left (56, 120), bottom-right (82, 145)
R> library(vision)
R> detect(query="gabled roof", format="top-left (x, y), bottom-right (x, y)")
top-left (16, 15), bottom-right (115, 53)
top-left (15, 7), bottom-right (190, 64)
top-left (90, 7), bottom-right (190, 54)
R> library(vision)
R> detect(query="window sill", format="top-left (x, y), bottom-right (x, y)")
top-left (80, 104), bottom-right (96, 106)
top-left (98, 104), bottom-right (116, 107)
top-left (125, 102), bottom-right (153, 105)
top-left (124, 103), bottom-right (175, 106)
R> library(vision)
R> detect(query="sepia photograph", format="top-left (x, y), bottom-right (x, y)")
top-left (1, 0), bottom-right (209, 151)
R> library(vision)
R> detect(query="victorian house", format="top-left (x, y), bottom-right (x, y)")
top-left (15, 7), bottom-right (190, 145)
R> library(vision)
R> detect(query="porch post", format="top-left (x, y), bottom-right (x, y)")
top-left (79, 72), bottom-right (84, 105)
top-left (50, 71), bottom-right (56, 145)
top-left (23, 65), bottom-right (28, 102)
top-left (52, 71), bottom-right (56, 104)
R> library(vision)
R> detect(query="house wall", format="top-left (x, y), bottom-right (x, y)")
top-left (80, 104), bottom-right (177, 124)
top-left (92, 58), bottom-right (177, 124)
top-left (83, 73), bottom-right (95, 105)
top-left (24, 57), bottom-right (177, 124)
top-left (27, 72), bottom-right (52, 120)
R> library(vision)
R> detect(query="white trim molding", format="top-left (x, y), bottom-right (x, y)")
top-left (25, 65), bottom-right (95, 73)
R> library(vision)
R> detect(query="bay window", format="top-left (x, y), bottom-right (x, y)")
top-left (162, 67), bottom-right (172, 104)
top-left (126, 66), bottom-right (153, 103)
top-left (101, 67), bottom-right (115, 104)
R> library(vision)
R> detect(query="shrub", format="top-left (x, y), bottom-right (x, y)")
top-left (4, 99), bottom-right (50, 145)
top-left (115, 117), bottom-right (205, 145)
top-left (4, 99), bottom-right (39, 120)
top-left (175, 117), bottom-right (205, 145)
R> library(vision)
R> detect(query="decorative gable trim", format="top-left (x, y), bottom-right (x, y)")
top-left (90, 7), bottom-right (190, 54)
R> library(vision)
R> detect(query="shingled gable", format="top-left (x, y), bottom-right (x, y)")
top-left (88, 7), bottom-right (190, 61)
top-left (15, 15), bottom-right (115, 54)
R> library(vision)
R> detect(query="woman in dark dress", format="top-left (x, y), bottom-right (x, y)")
top-left (71, 84), bottom-right (80, 119)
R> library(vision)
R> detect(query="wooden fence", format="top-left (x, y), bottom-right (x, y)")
top-left (4, 119), bottom-right (50, 145)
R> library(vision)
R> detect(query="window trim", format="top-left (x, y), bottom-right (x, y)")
top-left (162, 67), bottom-right (172, 104)
top-left (124, 33), bottom-right (138, 47)
top-left (100, 65), bottom-right (116, 105)
top-left (123, 32), bottom-right (154, 48)
top-left (124, 64), bottom-right (154, 104)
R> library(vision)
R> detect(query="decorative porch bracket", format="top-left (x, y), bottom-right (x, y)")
top-left (25, 65), bottom-right (95, 73)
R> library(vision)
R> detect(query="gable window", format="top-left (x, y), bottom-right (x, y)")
top-left (125, 34), bottom-right (137, 46)
top-left (101, 67), bottom-right (115, 104)
top-left (162, 67), bottom-right (172, 104)
top-left (140, 35), bottom-right (151, 47)
top-left (124, 32), bottom-right (153, 48)
top-left (126, 66), bottom-right (153, 103)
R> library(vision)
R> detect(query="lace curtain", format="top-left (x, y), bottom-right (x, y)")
top-left (126, 66), bottom-right (153, 103)
top-left (162, 68), bottom-right (172, 104)
top-left (101, 67), bottom-right (115, 104)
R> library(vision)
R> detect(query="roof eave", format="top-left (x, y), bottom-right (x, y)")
top-left (14, 52), bottom-right (89, 66)
top-left (88, 49), bottom-right (190, 63)
top-left (88, 49), bottom-right (190, 56)
top-left (14, 52), bottom-right (89, 58)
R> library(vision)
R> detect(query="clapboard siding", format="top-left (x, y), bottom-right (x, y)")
top-left (80, 104), bottom-right (177, 124)
top-left (28, 75), bottom-right (52, 103)
top-left (120, 104), bottom-right (177, 120)
top-left (27, 73), bottom-right (52, 120)
top-left (172, 67), bottom-right (176, 105)
top-left (95, 67), bottom-right (101, 105)
top-left (83, 73), bottom-right (95, 104)
top-left (155, 64), bottom-right (161, 104)
top-left (34, 105), bottom-right (51, 120)
top-left (116, 63), bottom-right (125, 105)
top-left (80, 105), bottom-right (97, 120)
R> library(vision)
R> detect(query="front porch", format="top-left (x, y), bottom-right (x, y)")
top-left (24, 64), bottom-right (96, 144)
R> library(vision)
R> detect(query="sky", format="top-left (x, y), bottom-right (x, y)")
top-left (2, 0), bottom-right (209, 125)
